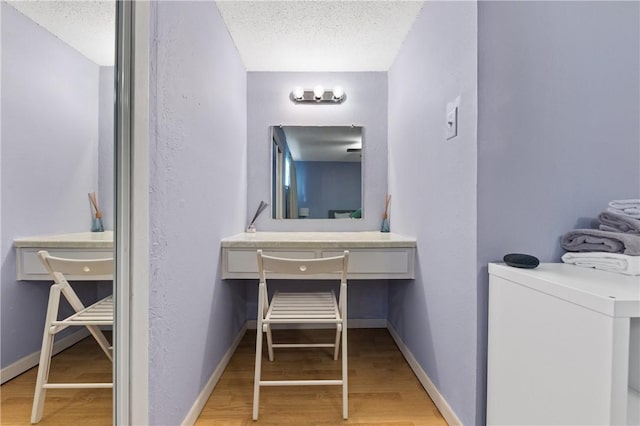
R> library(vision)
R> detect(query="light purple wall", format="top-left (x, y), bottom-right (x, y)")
top-left (1, 3), bottom-right (100, 369)
top-left (247, 72), bottom-right (387, 232)
top-left (148, 2), bottom-right (247, 423)
top-left (98, 66), bottom-right (114, 231)
top-left (388, 2), bottom-right (478, 425)
top-left (296, 161), bottom-right (361, 219)
top-left (247, 72), bottom-right (389, 321)
top-left (477, 1), bottom-right (640, 423)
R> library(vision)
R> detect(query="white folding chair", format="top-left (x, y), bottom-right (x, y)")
top-left (31, 250), bottom-right (114, 424)
top-left (253, 249), bottom-right (349, 420)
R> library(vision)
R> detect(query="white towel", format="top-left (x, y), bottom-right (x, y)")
top-left (561, 252), bottom-right (640, 276)
top-left (608, 199), bottom-right (640, 218)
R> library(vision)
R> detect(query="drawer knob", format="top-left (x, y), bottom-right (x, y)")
top-left (299, 265), bottom-right (307, 272)
top-left (83, 266), bottom-right (91, 272)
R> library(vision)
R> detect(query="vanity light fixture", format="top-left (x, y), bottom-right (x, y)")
top-left (290, 86), bottom-right (346, 104)
top-left (292, 86), bottom-right (305, 101)
top-left (332, 86), bottom-right (344, 101)
top-left (313, 85), bottom-right (325, 100)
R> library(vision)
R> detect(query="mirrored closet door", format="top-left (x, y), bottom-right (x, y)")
top-left (1, 1), bottom-right (119, 424)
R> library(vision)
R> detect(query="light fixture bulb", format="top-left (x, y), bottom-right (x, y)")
top-left (332, 86), bottom-right (344, 100)
top-left (313, 85), bottom-right (324, 100)
top-left (292, 86), bottom-right (304, 100)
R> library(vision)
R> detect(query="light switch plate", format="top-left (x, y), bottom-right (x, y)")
top-left (446, 96), bottom-right (460, 140)
top-left (446, 107), bottom-right (458, 140)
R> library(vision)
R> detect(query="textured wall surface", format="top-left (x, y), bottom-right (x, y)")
top-left (1, 3), bottom-right (100, 369)
top-left (387, 1), bottom-right (478, 424)
top-left (148, 2), bottom-right (247, 424)
top-left (477, 1), bottom-right (640, 423)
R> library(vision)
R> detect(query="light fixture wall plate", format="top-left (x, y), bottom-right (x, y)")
top-left (290, 86), bottom-right (346, 104)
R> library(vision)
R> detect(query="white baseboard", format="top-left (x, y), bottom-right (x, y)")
top-left (181, 324), bottom-right (248, 426)
top-left (1, 329), bottom-right (90, 384)
top-left (246, 318), bottom-right (387, 330)
top-left (386, 323), bottom-right (462, 426)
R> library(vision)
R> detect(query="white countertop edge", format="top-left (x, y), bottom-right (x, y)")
top-left (489, 262), bottom-right (640, 317)
top-left (220, 231), bottom-right (417, 248)
top-left (14, 231), bottom-right (114, 248)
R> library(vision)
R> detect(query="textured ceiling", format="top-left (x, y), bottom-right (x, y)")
top-left (7, 0), bottom-right (116, 66)
top-left (7, 1), bottom-right (423, 71)
top-left (216, 1), bottom-right (424, 71)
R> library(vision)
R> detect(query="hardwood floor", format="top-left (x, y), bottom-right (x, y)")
top-left (196, 328), bottom-right (447, 426)
top-left (1, 334), bottom-right (112, 426)
top-left (2, 329), bottom-right (446, 426)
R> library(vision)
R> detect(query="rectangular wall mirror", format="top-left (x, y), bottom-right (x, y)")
top-left (271, 125), bottom-right (363, 219)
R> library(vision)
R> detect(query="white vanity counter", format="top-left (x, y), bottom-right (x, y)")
top-left (14, 231), bottom-right (114, 249)
top-left (14, 231), bottom-right (113, 281)
top-left (220, 231), bottom-right (416, 279)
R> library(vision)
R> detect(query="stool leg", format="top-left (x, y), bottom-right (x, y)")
top-left (86, 325), bottom-right (113, 361)
top-left (341, 284), bottom-right (348, 419)
top-left (31, 329), bottom-right (54, 424)
top-left (31, 285), bottom-right (62, 424)
top-left (342, 321), bottom-right (348, 419)
top-left (265, 324), bottom-right (274, 362)
top-left (253, 326), bottom-right (263, 420)
top-left (253, 282), bottom-right (266, 420)
top-left (333, 324), bottom-right (341, 360)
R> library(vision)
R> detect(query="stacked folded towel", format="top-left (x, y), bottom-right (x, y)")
top-left (561, 199), bottom-right (640, 275)
top-left (561, 229), bottom-right (640, 255)
top-left (608, 199), bottom-right (640, 218)
top-left (599, 210), bottom-right (640, 234)
top-left (561, 252), bottom-right (640, 276)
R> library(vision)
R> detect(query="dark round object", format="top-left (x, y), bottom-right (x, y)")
top-left (503, 253), bottom-right (540, 269)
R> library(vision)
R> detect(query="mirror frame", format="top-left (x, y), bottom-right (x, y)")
top-left (115, 2), bottom-right (151, 424)
top-left (114, 0), bottom-right (131, 422)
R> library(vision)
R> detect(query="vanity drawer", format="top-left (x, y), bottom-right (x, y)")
top-left (221, 246), bottom-right (415, 280)
top-left (323, 249), bottom-right (414, 277)
top-left (17, 247), bottom-right (114, 281)
top-left (224, 249), bottom-right (318, 276)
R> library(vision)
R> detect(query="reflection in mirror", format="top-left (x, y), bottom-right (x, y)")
top-left (1, 1), bottom-right (116, 423)
top-left (271, 126), bottom-right (363, 219)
